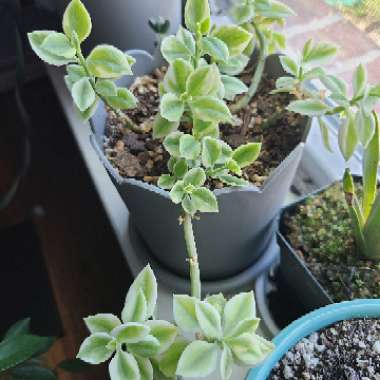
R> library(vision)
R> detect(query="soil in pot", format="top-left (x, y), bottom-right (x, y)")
top-left (103, 64), bottom-right (305, 189)
top-left (283, 182), bottom-right (380, 302)
top-left (269, 318), bottom-right (380, 380)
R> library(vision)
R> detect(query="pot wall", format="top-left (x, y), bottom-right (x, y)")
top-left (247, 299), bottom-right (380, 380)
top-left (91, 51), bottom-right (305, 280)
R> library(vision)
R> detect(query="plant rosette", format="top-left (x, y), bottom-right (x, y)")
top-left (247, 299), bottom-right (380, 380)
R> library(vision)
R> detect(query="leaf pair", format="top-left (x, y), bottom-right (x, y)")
top-left (78, 266), bottom-right (178, 380)
top-left (173, 292), bottom-right (274, 379)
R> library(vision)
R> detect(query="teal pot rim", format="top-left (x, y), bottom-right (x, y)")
top-left (247, 299), bottom-right (380, 380)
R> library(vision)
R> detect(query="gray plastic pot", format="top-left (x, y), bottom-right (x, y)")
top-left (90, 50), bottom-right (306, 281)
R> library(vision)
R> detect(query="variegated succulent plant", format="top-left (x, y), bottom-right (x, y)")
top-left (229, 0), bottom-right (295, 111)
top-left (277, 40), bottom-right (380, 260)
top-left (28, 1), bottom-right (274, 379)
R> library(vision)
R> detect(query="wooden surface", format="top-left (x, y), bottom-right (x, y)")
top-left (0, 77), bottom-right (134, 379)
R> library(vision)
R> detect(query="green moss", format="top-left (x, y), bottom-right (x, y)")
top-left (284, 182), bottom-right (380, 302)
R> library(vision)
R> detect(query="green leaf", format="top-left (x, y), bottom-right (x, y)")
top-left (302, 67), bottom-right (325, 81)
top-left (169, 181), bottom-right (185, 204)
top-left (320, 74), bottom-right (347, 96)
top-left (223, 292), bottom-right (255, 336)
top-left (184, 0), bottom-right (211, 35)
top-left (95, 80), bottom-right (117, 97)
top-left (202, 37), bottom-right (229, 62)
top-left (158, 174), bottom-right (176, 190)
top-left (212, 25), bottom-right (253, 57)
top-left (193, 119), bottom-right (219, 139)
top-left (11, 365), bottom-right (57, 380)
top-left (205, 294), bottom-right (226, 315)
top-left (226, 159), bottom-right (242, 175)
top-left (146, 321), bottom-right (178, 354)
top-left (220, 343), bottom-right (233, 380)
top-left (186, 64), bottom-right (221, 97)
top-left (218, 54), bottom-right (249, 76)
top-left (28, 31), bottom-right (75, 66)
top-left (279, 56), bottom-right (298, 76)
top-left (192, 188), bottom-right (218, 213)
top-left (173, 159), bottom-right (188, 179)
top-left (182, 195), bottom-right (197, 215)
top-left (135, 356), bottom-right (153, 380)
top-left (357, 110), bottom-right (375, 148)
top-left (221, 75), bottom-right (248, 101)
top-left (287, 99), bottom-right (329, 116)
top-left (318, 117), bottom-right (333, 152)
top-left (84, 314), bottom-right (121, 334)
top-left (195, 301), bottom-right (222, 339)
top-left (67, 64), bottom-right (86, 82)
top-left (173, 295), bottom-right (198, 331)
top-left (76, 97), bottom-right (99, 121)
top-left (77, 333), bottom-right (115, 364)
top-left (183, 168), bottom-right (206, 187)
top-left (87, 45), bottom-right (133, 78)
top-left (163, 58), bottom-right (194, 95)
top-left (302, 40), bottom-right (338, 65)
top-left (128, 335), bottom-right (161, 358)
top-left (0, 335), bottom-right (54, 372)
top-left (362, 115), bottom-right (380, 222)
top-left (202, 137), bottom-right (222, 167)
top-left (230, 3), bottom-right (255, 24)
top-left (217, 141), bottom-right (233, 165)
top-left (177, 27), bottom-right (196, 56)
top-left (112, 323), bottom-right (150, 344)
top-left (256, 0), bottom-right (295, 18)
top-left (122, 265), bottom-right (157, 323)
top-left (40, 32), bottom-right (76, 58)
top-left (109, 349), bottom-right (140, 380)
top-left (161, 35), bottom-right (194, 63)
top-left (353, 64), bottom-right (367, 98)
top-left (4, 319), bottom-right (31, 340)
top-left (176, 341), bottom-right (218, 377)
top-left (364, 192), bottom-right (380, 260)
top-left (217, 174), bottom-right (249, 187)
top-left (338, 111), bottom-right (358, 161)
top-left (160, 94), bottom-right (184, 122)
top-left (105, 88), bottom-right (137, 110)
top-left (164, 131), bottom-right (183, 157)
top-left (179, 135), bottom-right (201, 160)
top-left (62, 0), bottom-right (91, 42)
top-left (232, 143), bottom-right (261, 168)
top-left (153, 116), bottom-right (179, 139)
top-left (226, 319), bottom-right (260, 339)
top-left (157, 338), bottom-right (188, 378)
top-left (71, 77), bottom-right (96, 111)
top-left (191, 96), bottom-right (232, 123)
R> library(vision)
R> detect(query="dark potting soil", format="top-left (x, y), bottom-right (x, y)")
top-left (269, 318), bottom-right (380, 380)
top-left (103, 65), bottom-right (305, 188)
top-left (283, 183), bottom-right (380, 302)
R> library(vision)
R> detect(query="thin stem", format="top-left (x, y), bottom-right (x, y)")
top-left (183, 213), bottom-right (201, 299)
top-left (231, 22), bottom-right (266, 113)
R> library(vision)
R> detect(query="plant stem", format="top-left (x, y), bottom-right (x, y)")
top-left (231, 22), bottom-right (266, 113)
top-left (183, 213), bottom-right (201, 299)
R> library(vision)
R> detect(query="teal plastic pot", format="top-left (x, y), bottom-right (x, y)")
top-left (247, 299), bottom-right (380, 380)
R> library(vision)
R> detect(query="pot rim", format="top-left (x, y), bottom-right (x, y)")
top-left (247, 299), bottom-right (380, 379)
